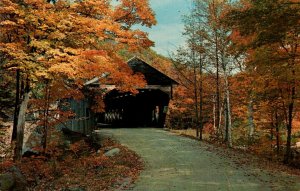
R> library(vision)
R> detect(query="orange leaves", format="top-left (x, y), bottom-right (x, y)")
top-left (24, 0), bottom-right (53, 9)
top-left (0, 43), bottom-right (27, 59)
top-left (0, 20), bottom-right (17, 27)
top-left (30, 39), bottom-right (51, 52)
top-left (91, 95), bottom-right (105, 113)
top-left (0, 0), bottom-right (20, 15)
top-left (71, 0), bottom-right (111, 18)
top-left (48, 31), bottom-right (66, 40)
top-left (81, 50), bottom-right (108, 57)
top-left (113, 0), bottom-right (156, 28)
top-left (11, 136), bottom-right (143, 190)
top-left (1, 0), bottom-right (156, 113)
top-left (229, 29), bottom-right (256, 47)
top-left (48, 63), bottom-right (77, 79)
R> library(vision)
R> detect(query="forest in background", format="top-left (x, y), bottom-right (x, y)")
top-left (165, 0), bottom-right (300, 166)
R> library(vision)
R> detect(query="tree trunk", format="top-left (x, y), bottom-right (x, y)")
top-left (224, 73), bottom-right (232, 148)
top-left (192, 50), bottom-right (199, 138)
top-left (284, 100), bottom-right (294, 163)
top-left (215, 35), bottom-right (220, 137)
top-left (283, 42), bottom-right (297, 163)
top-left (284, 61), bottom-right (296, 163)
top-left (220, 50), bottom-right (232, 147)
top-left (248, 97), bottom-right (255, 142)
top-left (219, 102), bottom-right (223, 139)
top-left (199, 55), bottom-right (203, 140)
top-left (13, 92), bottom-right (30, 161)
top-left (42, 81), bottom-right (50, 151)
top-left (224, 97), bottom-right (228, 141)
top-left (213, 96), bottom-right (216, 131)
top-left (275, 110), bottom-right (280, 155)
top-left (12, 69), bottom-right (20, 142)
top-left (212, 0), bottom-right (220, 138)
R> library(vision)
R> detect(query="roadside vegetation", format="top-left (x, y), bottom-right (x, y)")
top-left (166, 0), bottom-right (300, 167)
top-left (0, 128), bottom-right (143, 190)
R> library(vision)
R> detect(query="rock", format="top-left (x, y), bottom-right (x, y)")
top-left (63, 187), bottom-right (86, 191)
top-left (91, 130), bottom-right (114, 146)
top-left (63, 140), bottom-right (71, 149)
top-left (104, 146), bottom-right (113, 152)
top-left (96, 149), bottom-right (102, 155)
top-left (0, 173), bottom-right (15, 191)
top-left (104, 148), bottom-right (120, 157)
top-left (9, 166), bottom-right (27, 191)
top-left (22, 150), bottom-right (40, 158)
top-left (89, 131), bottom-right (103, 149)
top-left (114, 177), bottom-right (132, 191)
top-left (23, 126), bottom-right (42, 155)
top-left (0, 166), bottom-right (27, 191)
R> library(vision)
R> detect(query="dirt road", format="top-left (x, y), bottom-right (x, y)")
top-left (100, 128), bottom-right (300, 191)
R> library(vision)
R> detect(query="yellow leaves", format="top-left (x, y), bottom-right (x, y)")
top-left (48, 63), bottom-right (77, 79)
top-left (38, 23), bottom-right (49, 31)
top-left (1, 0), bottom-right (156, 114)
top-left (30, 40), bottom-right (51, 52)
top-left (0, 43), bottom-right (28, 62)
top-left (17, 19), bottom-right (25, 25)
top-left (56, 19), bottom-right (73, 31)
top-left (64, 47), bottom-right (79, 56)
top-left (35, 70), bottom-right (50, 79)
top-left (25, 14), bottom-right (39, 26)
top-left (46, 49), bottom-right (67, 58)
top-left (0, 0), bottom-right (20, 15)
top-left (0, 20), bottom-right (17, 26)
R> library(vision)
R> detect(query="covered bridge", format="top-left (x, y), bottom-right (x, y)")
top-left (62, 57), bottom-right (178, 134)
top-left (100, 57), bottom-right (178, 128)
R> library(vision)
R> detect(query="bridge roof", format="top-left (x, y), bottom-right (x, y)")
top-left (127, 57), bottom-right (178, 86)
top-left (85, 57), bottom-right (178, 86)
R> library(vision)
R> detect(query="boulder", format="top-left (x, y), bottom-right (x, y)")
top-left (22, 150), bottom-right (40, 158)
top-left (63, 140), bottom-right (71, 149)
top-left (9, 166), bottom-right (27, 191)
top-left (63, 187), bottom-right (86, 191)
top-left (0, 173), bottom-right (15, 191)
top-left (104, 148), bottom-right (120, 157)
top-left (0, 167), bottom-right (27, 191)
top-left (23, 125), bottom-right (42, 155)
top-left (90, 130), bottom-right (113, 149)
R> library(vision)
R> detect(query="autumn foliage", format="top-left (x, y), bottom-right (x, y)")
top-left (168, 0), bottom-right (300, 165)
top-left (0, 0), bottom-right (156, 160)
top-left (0, 0), bottom-right (155, 92)
top-left (0, 130), bottom-right (144, 190)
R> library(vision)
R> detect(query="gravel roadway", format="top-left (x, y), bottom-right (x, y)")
top-left (100, 128), bottom-right (300, 191)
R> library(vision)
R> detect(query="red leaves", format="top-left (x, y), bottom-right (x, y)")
top-left (81, 50), bottom-right (107, 57)
top-left (1, 0), bottom-right (156, 114)
top-left (5, 137), bottom-right (144, 190)
top-left (112, 0), bottom-right (156, 27)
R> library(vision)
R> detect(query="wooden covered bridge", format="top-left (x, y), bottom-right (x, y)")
top-left (63, 57), bottom-right (178, 134)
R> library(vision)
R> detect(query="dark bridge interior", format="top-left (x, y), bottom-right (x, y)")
top-left (100, 89), bottom-right (170, 127)
top-left (96, 57), bottom-right (178, 128)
